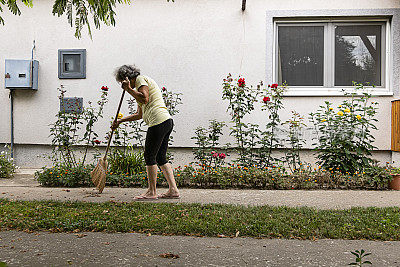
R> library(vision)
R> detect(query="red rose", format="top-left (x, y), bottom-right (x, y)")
top-left (94, 140), bottom-right (101, 144)
top-left (238, 78), bottom-right (245, 87)
top-left (162, 87), bottom-right (167, 92)
top-left (263, 96), bottom-right (270, 103)
top-left (271, 84), bottom-right (278, 89)
top-left (101, 86), bottom-right (108, 91)
top-left (218, 153), bottom-right (226, 159)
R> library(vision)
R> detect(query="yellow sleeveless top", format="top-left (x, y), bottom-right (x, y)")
top-left (135, 75), bottom-right (171, 127)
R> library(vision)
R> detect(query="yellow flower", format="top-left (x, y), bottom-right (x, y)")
top-left (329, 108), bottom-right (333, 111)
top-left (338, 105), bottom-right (342, 108)
top-left (344, 108), bottom-right (350, 113)
top-left (356, 115), bottom-right (362, 120)
top-left (321, 119), bottom-right (326, 122)
top-left (337, 111), bottom-right (344, 116)
top-left (117, 113), bottom-right (124, 119)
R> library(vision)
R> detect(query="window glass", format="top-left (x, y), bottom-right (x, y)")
top-left (63, 54), bottom-right (81, 73)
top-left (278, 26), bottom-right (324, 86)
top-left (335, 25), bottom-right (382, 86)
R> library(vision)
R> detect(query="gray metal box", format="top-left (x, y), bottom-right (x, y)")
top-left (60, 97), bottom-right (83, 114)
top-left (5, 59), bottom-right (39, 89)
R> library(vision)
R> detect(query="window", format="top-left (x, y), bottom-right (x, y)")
top-left (277, 25), bottom-right (324, 86)
top-left (274, 18), bottom-right (390, 93)
top-left (58, 49), bottom-right (86, 79)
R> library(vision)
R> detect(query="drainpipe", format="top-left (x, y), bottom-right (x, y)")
top-left (9, 89), bottom-right (14, 158)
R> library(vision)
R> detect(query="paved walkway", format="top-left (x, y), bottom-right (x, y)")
top-left (1, 231), bottom-right (399, 267)
top-left (1, 169), bottom-right (400, 209)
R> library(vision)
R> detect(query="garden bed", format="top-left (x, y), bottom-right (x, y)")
top-left (35, 164), bottom-right (392, 190)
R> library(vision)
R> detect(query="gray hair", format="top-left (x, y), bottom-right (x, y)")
top-left (114, 65), bottom-right (141, 82)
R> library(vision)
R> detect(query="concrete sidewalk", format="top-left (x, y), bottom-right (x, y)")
top-left (1, 231), bottom-right (399, 267)
top-left (1, 169), bottom-right (400, 209)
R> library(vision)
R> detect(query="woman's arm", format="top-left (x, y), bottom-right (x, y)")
top-left (111, 105), bottom-right (142, 130)
top-left (121, 77), bottom-right (149, 104)
top-left (120, 105), bottom-right (142, 122)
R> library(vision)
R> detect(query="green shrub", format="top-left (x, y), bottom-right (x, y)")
top-left (173, 164), bottom-right (390, 190)
top-left (36, 163), bottom-right (391, 190)
top-left (364, 164), bottom-right (392, 189)
top-left (191, 120), bottom-right (227, 167)
top-left (35, 164), bottom-right (169, 188)
top-left (49, 85), bottom-right (109, 168)
top-left (107, 147), bottom-right (146, 176)
top-left (0, 146), bottom-right (17, 178)
top-left (35, 164), bottom-right (92, 187)
top-left (222, 74), bottom-right (260, 166)
top-left (310, 83), bottom-right (378, 174)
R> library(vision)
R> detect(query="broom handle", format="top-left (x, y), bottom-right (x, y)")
top-left (104, 89), bottom-right (126, 157)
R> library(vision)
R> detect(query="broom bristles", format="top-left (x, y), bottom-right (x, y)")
top-left (90, 156), bottom-right (108, 193)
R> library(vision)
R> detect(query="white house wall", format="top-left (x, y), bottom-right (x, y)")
top-left (0, 0), bottom-right (399, 167)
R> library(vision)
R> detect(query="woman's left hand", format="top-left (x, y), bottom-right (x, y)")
top-left (111, 119), bottom-right (122, 130)
top-left (121, 77), bottom-right (132, 92)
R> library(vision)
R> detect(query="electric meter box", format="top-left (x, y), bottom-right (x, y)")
top-left (5, 59), bottom-right (39, 90)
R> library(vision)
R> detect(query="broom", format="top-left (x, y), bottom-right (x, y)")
top-left (91, 89), bottom-right (126, 193)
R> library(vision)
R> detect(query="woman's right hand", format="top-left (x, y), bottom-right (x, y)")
top-left (121, 77), bottom-right (132, 92)
top-left (111, 119), bottom-right (121, 131)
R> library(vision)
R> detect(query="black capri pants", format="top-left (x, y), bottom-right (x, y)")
top-left (144, 118), bottom-right (173, 166)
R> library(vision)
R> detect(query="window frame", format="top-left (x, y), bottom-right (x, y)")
top-left (273, 17), bottom-right (392, 96)
top-left (58, 49), bottom-right (86, 79)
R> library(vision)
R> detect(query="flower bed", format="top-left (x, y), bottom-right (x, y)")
top-left (35, 163), bottom-right (392, 190)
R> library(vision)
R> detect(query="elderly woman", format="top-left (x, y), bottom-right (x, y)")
top-left (112, 65), bottom-right (180, 200)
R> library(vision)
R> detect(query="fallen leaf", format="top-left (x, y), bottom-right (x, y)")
top-left (217, 234), bottom-right (226, 238)
top-left (159, 253), bottom-right (179, 259)
top-left (147, 233), bottom-right (151, 237)
top-left (235, 231), bottom-right (240, 237)
top-left (75, 234), bottom-right (87, 238)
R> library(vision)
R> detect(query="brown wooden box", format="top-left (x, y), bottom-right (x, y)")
top-left (392, 100), bottom-right (400, 151)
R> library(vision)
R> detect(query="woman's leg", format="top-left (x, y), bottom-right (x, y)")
top-left (140, 164), bottom-right (158, 198)
top-left (159, 163), bottom-right (179, 196)
top-left (139, 123), bottom-right (166, 199)
top-left (156, 120), bottom-right (180, 197)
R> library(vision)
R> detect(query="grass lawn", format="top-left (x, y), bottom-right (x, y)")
top-left (0, 199), bottom-right (399, 241)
